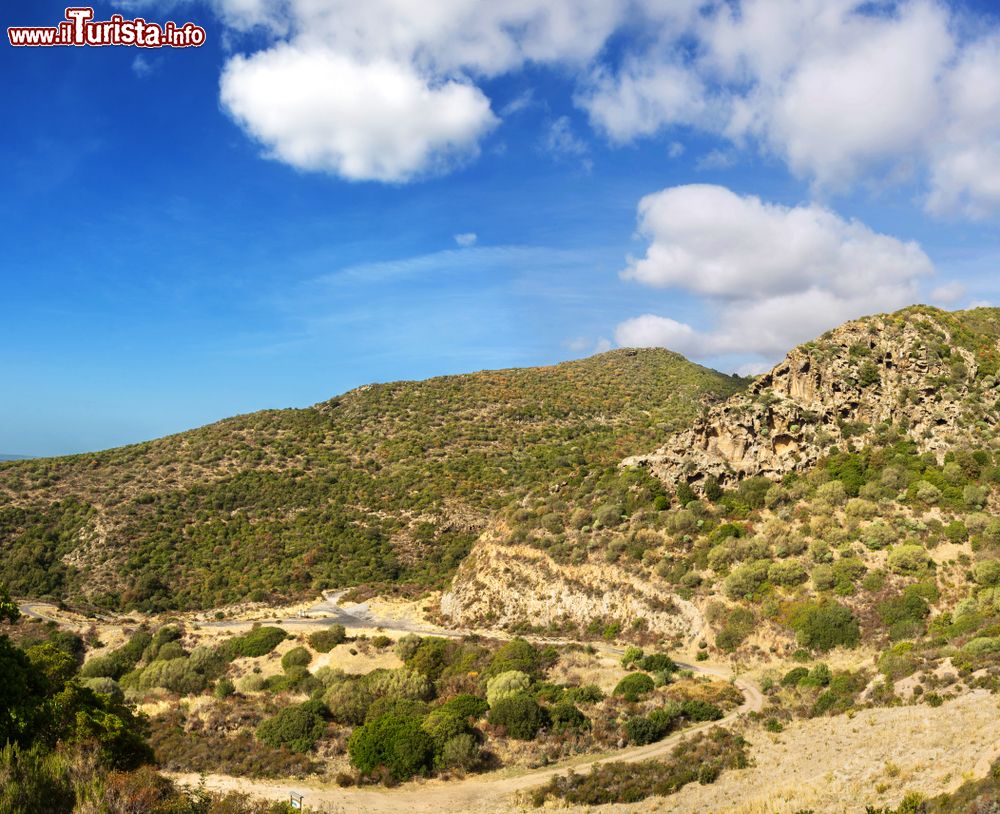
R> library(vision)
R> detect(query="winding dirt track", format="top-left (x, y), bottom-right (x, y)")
top-left (19, 596), bottom-right (762, 812)
top-left (170, 662), bottom-right (762, 813)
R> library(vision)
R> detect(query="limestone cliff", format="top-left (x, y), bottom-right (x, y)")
top-left (440, 529), bottom-right (703, 639)
top-left (624, 306), bottom-right (1000, 491)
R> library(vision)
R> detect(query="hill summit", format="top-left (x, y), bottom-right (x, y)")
top-left (625, 306), bottom-right (1000, 491)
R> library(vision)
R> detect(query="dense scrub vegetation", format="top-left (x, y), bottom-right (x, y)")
top-left (529, 727), bottom-right (749, 806)
top-left (0, 586), bottom-right (296, 813)
top-left (0, 349), bottom-right (745, 611)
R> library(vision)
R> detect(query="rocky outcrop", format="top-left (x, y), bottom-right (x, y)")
top-left (624, 308), bottom-right (1000, 490)
top-left (440, 531), bottom-right (702, 639)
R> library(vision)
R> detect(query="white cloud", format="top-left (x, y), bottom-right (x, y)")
top-left (131, 55), bottom-right (154, 78)
top-left (542, 116), bottom-right (589, 158)
top-left (931, 281), bottom-right (967, 304)
top-left (220, 46), bottom-right (496, 182)
top-left (616, 184), bottom-right (933, 360)
top-left (926, 35), bottom-right (1000, 217)
top-left (454, 232), bottom-right (478, 247)
top-left (574, 0), bottom-right (1000, 217)
top-left (695, 149), bottom-right (736, 171)
top-left (594, 337), bottom-right (613, 353)
top-left (578, 58), bottom-right (709, 143)
top-left (615, 314), bottom-right (699, 356)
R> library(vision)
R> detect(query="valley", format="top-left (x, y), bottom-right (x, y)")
top-left (2, 305), bottom-right (1000, 813)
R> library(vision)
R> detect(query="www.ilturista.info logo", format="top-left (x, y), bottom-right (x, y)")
top-left (8, 7), bottom-right (206, 48)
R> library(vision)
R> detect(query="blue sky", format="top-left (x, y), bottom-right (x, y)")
top-left (3, 0), bottom-right (1000, 456)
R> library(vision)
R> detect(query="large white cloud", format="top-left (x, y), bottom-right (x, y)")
top-left (145, 0), bottom-right (1000, 208)
top-left (615, 184), bottom-right (935, 360)
top-left (208, 0), bottom-right (632, 182)
top-left (579, 0), bottom-right (1000, 216)
top-left (220, 46), bottom-right (496, 182)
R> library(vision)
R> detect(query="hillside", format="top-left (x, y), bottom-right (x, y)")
top-left (626, 305), bottom-right (1000, 491)
top-left (445, 307), bottom-right (1000, 678)
top-left (0, 349), bottom-right (746, 611)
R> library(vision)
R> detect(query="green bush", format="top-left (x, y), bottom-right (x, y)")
top-left (680, 700), bottom-right (723, 721)
top-left (613, 672), bottom-right (655, 702)
top-left (638, 653), bottom-right (676, 673)
top-left (488, 693), bottom-right (549, 740)
top-left (781, 667), bottom-right (809, 686)
top-left (549, 702), bottom-right (589, 733)
top-left (422, 708), bottom-right (473, 753)
top-left (348, 713), bottom-right (434, 781)
top-left (281, 646), bottom-right (312, 671)
top-left (790, 600), bottom-right (860, 652)
top-left (724, 560), bottom-right (771, 600)
top-left (324, 679), bottom-right (373, 725)
top-left (255, 700), bottom-right (326, 754)
top-left (439, 733), bottom-right (480, 771)
top-left (308, 625), bottom-right (346, 653)
top-left (485, 670), bottom-right (531, 706)
top-left (213, 678), bottom-right (235, 699)
top-left (888, 545), bottom-right (931, 576)
top-left (973, 560), bottom-right (1000, 587)
top-left (222, 627), bottom-right (287, 659)
top-left (441, 694), bottom-right (489, 720)
top-left (484, 638), bottom-right (543, 679)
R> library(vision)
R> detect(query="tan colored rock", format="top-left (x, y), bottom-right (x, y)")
top-left (624, 308), bottom-right (999, 491)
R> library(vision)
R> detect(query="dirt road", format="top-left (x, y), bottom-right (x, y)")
top-left (169, 661), bottom-right (762, 814)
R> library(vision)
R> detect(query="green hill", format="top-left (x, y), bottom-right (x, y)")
top-left (0, 349), bottom-right (746, 611)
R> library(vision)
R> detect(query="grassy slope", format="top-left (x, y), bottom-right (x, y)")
top-left (0, 348), bottom-right (746, 611)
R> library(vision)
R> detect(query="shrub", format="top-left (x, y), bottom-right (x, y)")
top-left (625, 715), bottom-right (665, 745)
top-left (395, 634), bottom-right (422, 662)
top-left (213, 678), bottom-right (235, 699)
top-left (620, 646), bottom-right (644, 668)
top-left (781, 667), bottom-right (809, 687)
top-left (485, 638), bottom-right (542, 679)
top-left (486, 670), bottom-right (531, 706)
top-left (639, 653), bottom-right (676, 673)
top-left (613, 672), bottom-right (655, 702)
top-left (439, 733), bottom-right (480, 771)
top-left (724, 561), bottom-right (771, 600)
top-left (222, 627), bottom-right (287, 659)
top-left (324, 680), bottom-right (373, 725)
top-left (281, 646), bottom-right (312, 671)
top-left (365, 667), bottom-right (433, 702)
top-left (564, 685), bottom-right (604, 705)
top-left (769, 560), bottom-right (808, 588)
top-left (308, 625), bottom-right (346, 652)
top-left (680, 700), bottom-right (723, 721)
top-left (79, 677), bottom-right (124, 702)
top-left (716, 607), bottom-right (755, 653)
top-left (488, 693), bottom-right (548, 740)
top-left (973, 560), bottom-right (1000, 587)
top-left (256, 701), bottom-right (326, 754)
top-left (364, 697), bottom-right (428, 724)
top-left (422, 707), bottom-right (472, 753)
top-left (549, 702), bottom-right (589, 733)
top-left (530, 728), bottom-right (748, 806)
top-left (789, 600), bottom-right (860, 652)
top-left (888, 545), bottom-right (931, 576)
top-left (348, 713), bottom-right (435, 782)
top-left (441, 694), bottom-right (489, 720)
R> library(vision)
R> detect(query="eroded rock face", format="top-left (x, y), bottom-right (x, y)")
top-left (624, 309), bottom-right (1000, 491)
top-left (440, 530), bottom-right (702, 639)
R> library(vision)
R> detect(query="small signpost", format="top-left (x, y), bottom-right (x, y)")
top-left (289, 792), bottom-right (304, 811)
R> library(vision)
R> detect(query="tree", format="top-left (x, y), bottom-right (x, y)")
top-left (348, 713), bottom-right (434, 781)
top-left (487, 693), bottom-right (548, 740)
